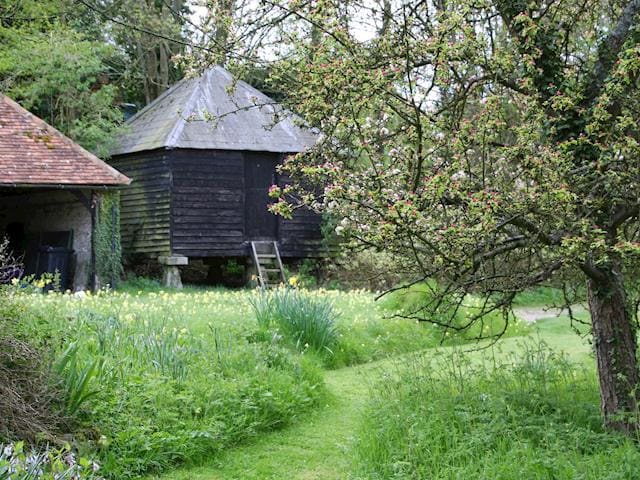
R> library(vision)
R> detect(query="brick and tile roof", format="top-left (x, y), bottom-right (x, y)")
top-left (0, 94), bottom-right (130, 187)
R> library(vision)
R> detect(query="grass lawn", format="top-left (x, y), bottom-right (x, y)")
top-left (9, 282), bottom-right (633, 480)
top-left (512, 286), bottom-right (568, 307)
top-left (11, 283), bottom-right (524, 478)
top-left (153, 358), bottom-right (376, 480)
top-left (154, 312), bottom-right (596, 480)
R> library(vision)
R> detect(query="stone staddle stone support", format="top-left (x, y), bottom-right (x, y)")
top-left (158, 256), bottom-right (188, 289)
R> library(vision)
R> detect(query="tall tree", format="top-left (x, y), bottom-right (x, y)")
top-left (0, 1), bottom-right (123, 156)
top-left (100, 0), bottom-right (189, 104)
top-left (258, 0), bottom-right (640, 432)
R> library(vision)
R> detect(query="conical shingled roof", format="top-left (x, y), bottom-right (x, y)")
top-left (112, 66), bottom-right (319, 156)
top-left (0, 95), bottom-right (130, 187)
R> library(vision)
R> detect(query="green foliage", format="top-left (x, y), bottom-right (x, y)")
top-left (222, 259), bottom-right (245, 276)
top-left (0, 23), bottom-right (122, 156)
top-left (246, 0), bottom-right (640, 430)
top-left (118, 275), bottom-right (162, 292)
top-left (0, 250), bottom-right (65, 441)
top-left (513, 286), bottom-right (571, 307)
top-left (94, 192), bottom-right (123, 289)
top-left (288, 259), bottom-right (320, 289)
top-left (250, 291), bottom-right (275, 331)
top-left (248, 285), bottom-right (530, 369)
top-left (220, 259), bottom-right (246, 286)
top-left (12, 289), bottom-right (326, 479)
top-left (381, 282), bottom-right (530, 341)
top-left (53, 342), bottom-right (103, 416)
top-left (322, 250), bottom-right (407, 291)
top-left (83, 313), bottom-right (323, 478)
top-left (5, 285), bottom-right (533, 478)
top-left (352, 341), bottom-right (640, 479)
top-left (7, 272), bottom-right (60, 294)
top-left (0, 441), bottom-right (102, 480)
top-left (105, 0), bottom-right (187, 105)
top-left (250, 288), bottom-right (339, 355)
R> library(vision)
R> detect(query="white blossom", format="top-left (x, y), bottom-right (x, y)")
top-left (451, 170), bottom-right (467, 181)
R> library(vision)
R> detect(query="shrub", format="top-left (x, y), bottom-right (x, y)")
top-left (352, 341), bottom-right (640, 479)
top-left (250, 288), bottom-right (339, 354)
top-left (322, 249), bottom-right (406, 291)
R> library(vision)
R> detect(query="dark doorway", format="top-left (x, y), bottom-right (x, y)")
top-left (244, 153), bottom-right (279, 240)
top-left (5, 222), bottom-right (26, 257)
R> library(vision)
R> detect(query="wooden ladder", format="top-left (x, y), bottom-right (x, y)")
top-left (250, 241), bottom-right (286, 289)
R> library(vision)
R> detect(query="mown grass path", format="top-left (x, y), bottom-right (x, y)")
top-left (159, 360), bottom-right (382, 480)
top-left (157, 314), bottom-right (592, 480)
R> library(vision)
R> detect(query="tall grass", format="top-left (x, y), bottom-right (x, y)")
top-left (248, 285), bottom-right (531, 369)
top-left (250, 288), bottom-right (339, 354)
top-left (53, 342), bottom-right (103, 416)
top-left (5, 292), bottom-right (326, 479)
top-left (352, 341), bottom-right (640, 479)
top-left (7, 284), bottom-right (536, 478)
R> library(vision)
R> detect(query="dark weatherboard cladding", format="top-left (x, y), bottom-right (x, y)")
top-left (110, 66), bottom-right (323, 263)
top-left (111, 149), bottom-right (322, 259)
top-left (109, 151), bottom-right (171, 258)
top-left (171, 149), bottom-right (245, 257)
top-left (244, 153), bottom-right (279, 242)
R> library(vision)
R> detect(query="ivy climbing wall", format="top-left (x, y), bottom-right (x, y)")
top-left (94, 191), bottom-right (123, 288)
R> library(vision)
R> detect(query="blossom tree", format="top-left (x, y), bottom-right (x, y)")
top-left (229, 0), bottom-right (640, 432)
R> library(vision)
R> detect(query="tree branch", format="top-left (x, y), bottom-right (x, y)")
top-left (581, 0), bottom-right (640, 106)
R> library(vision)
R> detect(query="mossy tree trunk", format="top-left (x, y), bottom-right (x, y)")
top-left (588, 267), bottom-right (640, 433)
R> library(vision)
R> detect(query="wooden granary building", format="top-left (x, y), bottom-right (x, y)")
top-left (110, 66), bottom-right (323, 285)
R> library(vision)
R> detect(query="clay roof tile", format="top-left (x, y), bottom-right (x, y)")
top-left (0, 94), bottom-right (130, 187)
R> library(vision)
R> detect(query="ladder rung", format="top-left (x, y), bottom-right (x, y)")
top-left (250, 241), bottom-right (285, 289)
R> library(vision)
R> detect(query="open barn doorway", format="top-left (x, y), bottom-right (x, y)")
top-left (0, 188), bottom-right (90, 290)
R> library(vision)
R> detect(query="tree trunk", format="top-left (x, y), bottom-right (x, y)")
top-left (159, 41), bottom-right (169, 93)
top-left (588, 268), bottom-right (640, 433)
top-left (213, 0), bottom-right (234, 65)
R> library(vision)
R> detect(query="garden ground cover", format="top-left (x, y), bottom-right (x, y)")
top-left (10, 284), bottom-right (633, 480)
top-left (153, 312), bottom-right (602, 480)
top-left (9, 283), bottom-right (523, 478)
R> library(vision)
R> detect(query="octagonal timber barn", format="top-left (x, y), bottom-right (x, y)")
top-left (110, 66), bottom-right (323, 282)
